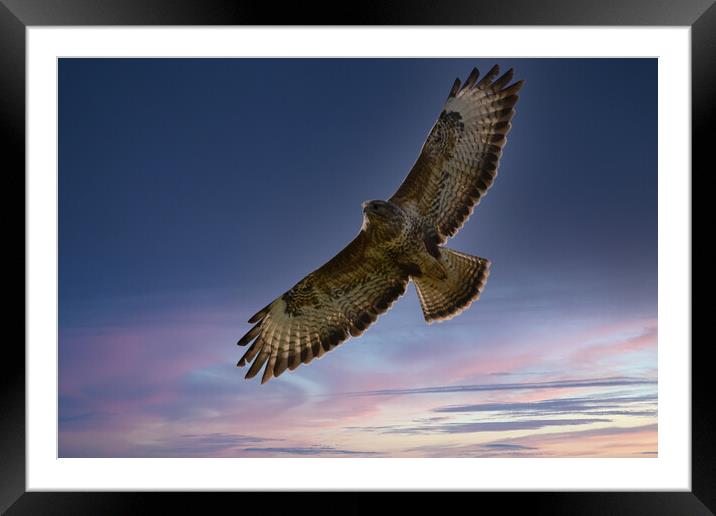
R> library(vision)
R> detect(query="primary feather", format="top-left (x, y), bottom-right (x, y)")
top-left (390, 65), bottom-right (524, 243)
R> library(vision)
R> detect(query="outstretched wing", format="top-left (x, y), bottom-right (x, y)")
top-left (237, 231), bottom-right (409, 384)
top-left (390, 65), bottom-right (523, 244)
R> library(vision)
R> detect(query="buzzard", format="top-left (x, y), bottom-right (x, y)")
top-left (237, 65), bottom-right (523, 383)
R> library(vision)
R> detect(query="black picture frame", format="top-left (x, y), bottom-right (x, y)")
top-left (4, 0), bottom-right (708, 513)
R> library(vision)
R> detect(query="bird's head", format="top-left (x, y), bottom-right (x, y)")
top-left (361, 200), bottom-right (403, 234)
top-left (362, 200), bottom-right (392, 217)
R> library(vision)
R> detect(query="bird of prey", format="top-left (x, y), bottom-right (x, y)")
top-left (237, 65), bottom-right (523, 384)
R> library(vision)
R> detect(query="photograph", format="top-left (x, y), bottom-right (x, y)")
top-left (3, 0), bottom-right (709, 505)
top-left (58, 57), bottom-right (658, 459)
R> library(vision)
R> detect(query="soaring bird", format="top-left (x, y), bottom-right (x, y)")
top-left (237, 65), bottom-right (523, 383)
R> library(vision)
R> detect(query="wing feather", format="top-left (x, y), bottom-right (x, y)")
top-left (237, 231), bottom-right (409, 383)
top-left (390, 65), bottom-right (524, 243)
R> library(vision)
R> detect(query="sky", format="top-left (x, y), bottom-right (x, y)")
top-left (58, 58), bottom-right (657, 458)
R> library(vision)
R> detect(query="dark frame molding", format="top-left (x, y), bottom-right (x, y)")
top-left (5, 1), bottom-right (708, 513)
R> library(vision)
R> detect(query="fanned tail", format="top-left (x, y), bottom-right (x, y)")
top-left (413, 248), bottom-right (490, 323)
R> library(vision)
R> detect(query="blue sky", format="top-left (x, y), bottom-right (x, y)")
top-left (58, 58), bottom-right (657, 457)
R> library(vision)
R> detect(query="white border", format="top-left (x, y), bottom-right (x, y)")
top-left (27, 27), bottom-right (691, 490)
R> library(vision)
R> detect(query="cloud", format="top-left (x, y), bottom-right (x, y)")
top-left (132, 433), bottom-right (276, 457)
top-left (58, 410), bottom-right (109, 425)
top-left (479, 423), bottom-right (659, 458)
top-left (481, 443), bottom-right (537, 450)
top-left (569, 324), bottom-right (657, 365)
top-left (344, 386), bottom-right (656, 438)
top-left (58, 288), bottom-right (657, 458)
top-left (363, 418), bottom-right (612, 435)
top-left (243, 446), bottom-right (379, 456)
top-left (345, 376), bottom-right (656, 398)
top-left (530, 422), bottom-right (658, 440)
top-left (400, 441), bottom-right (542, 458)
top-left (432, 393), bottom-right (657, 418)
top-left (396, 423), bottom-right (658, 458)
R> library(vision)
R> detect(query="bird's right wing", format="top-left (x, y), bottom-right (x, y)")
top-left (237, 231), bottom-right (409, 383)
top-left (390, 65), bottom-right (523, 244)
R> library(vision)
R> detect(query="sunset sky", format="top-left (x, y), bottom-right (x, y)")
top-left (58, 58), bottom-right (657, 458)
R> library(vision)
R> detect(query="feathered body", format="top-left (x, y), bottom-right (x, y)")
top-left (237, 65), bottom-right (523, 383)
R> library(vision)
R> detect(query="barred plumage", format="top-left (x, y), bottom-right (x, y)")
top-left (390, 64), bottom-right (523, 243)
top-left (237, 65), bottom-right (522, 383)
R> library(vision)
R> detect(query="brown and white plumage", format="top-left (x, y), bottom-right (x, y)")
top-left (238, 231), bottom-right (409, 384)
top-left (390, 64), bottom-right (523, 244)
top-left (237, 65), bottom-right (523, 383)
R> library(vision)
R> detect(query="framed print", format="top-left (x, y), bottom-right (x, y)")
top-left (5, 0), bottom-right (709, 513)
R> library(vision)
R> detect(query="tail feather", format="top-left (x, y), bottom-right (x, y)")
top-left (413, 248), bottom-right (490, 323)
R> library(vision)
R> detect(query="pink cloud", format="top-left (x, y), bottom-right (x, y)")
top-left (569, 324), bottom-right (657, 364)
top-left (60, 305), bottom-right (657, 458)
top-left (492, 423), bottom-right (658, 458)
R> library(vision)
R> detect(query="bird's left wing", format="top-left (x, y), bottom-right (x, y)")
top-left (389, 65), bottom-right (523, 244)
top-left (237, 231), bottom-right (409, 383)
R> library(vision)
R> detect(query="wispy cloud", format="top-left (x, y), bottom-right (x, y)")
top-left (569, 325), bottom-right (657, 364)
top-left (243, 446), bottom-right (379, 456)
top-left (344, 376), bottom-right (656, 398)
top-left (482, 443), bottom-right (537, 450)
top-left (58, 410), bottom-right (110, 425)
top-left (433, 393), bottom-right (657, 418)
top-left (360, 417), bottom-right (612, 435)
top-left (479, 423), bottom-right (659, 458)
top-left (58, 298), bottom-right (657, 457)
top-left (132, 433), bottom-right (277, 458)
top-left (398, 423), bottom-right (658, 458)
